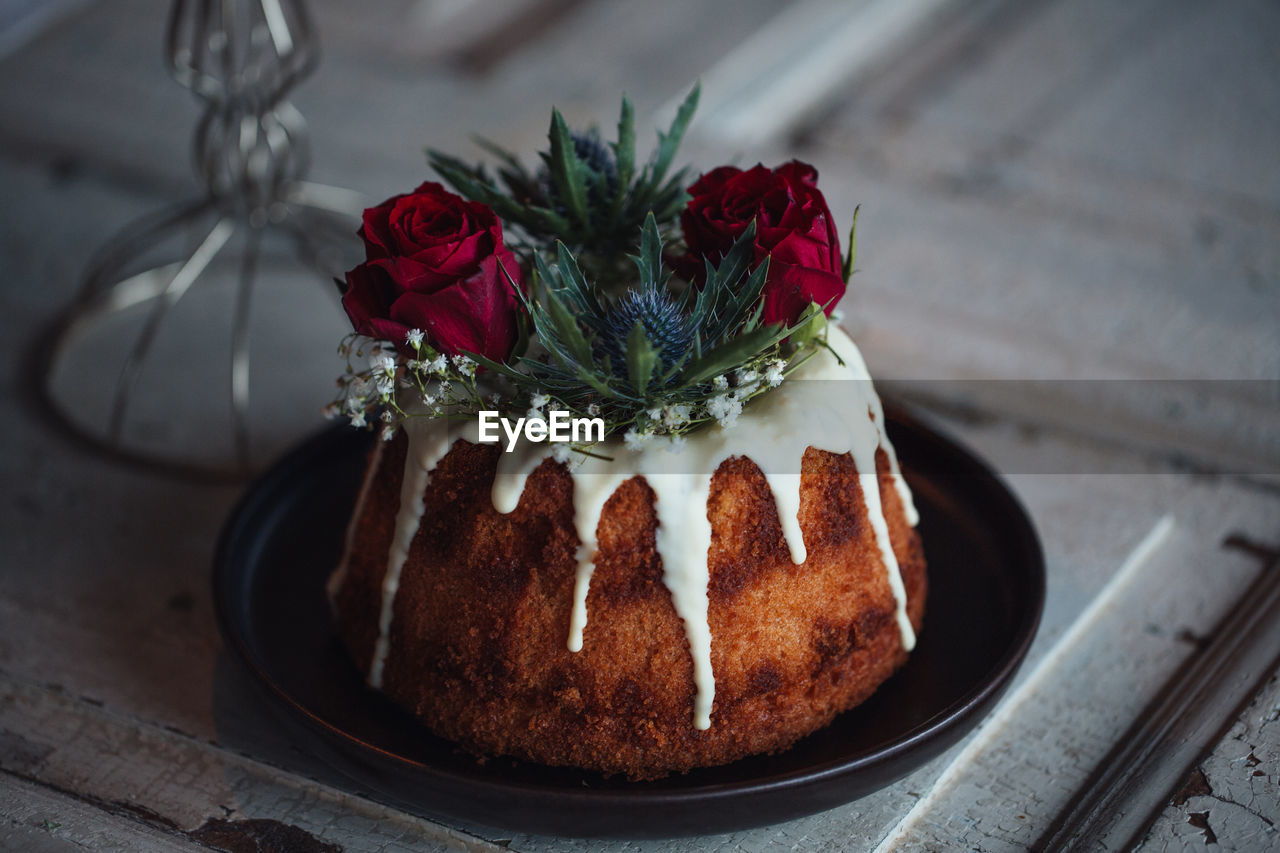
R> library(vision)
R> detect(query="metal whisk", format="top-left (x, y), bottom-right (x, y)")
top-left (42, 0), bottom-right (365, 478)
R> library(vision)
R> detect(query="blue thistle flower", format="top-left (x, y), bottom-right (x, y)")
top-left (540, 130), bottom-right (619, 212)
top-left (597, 288), bottom-right (692, 378)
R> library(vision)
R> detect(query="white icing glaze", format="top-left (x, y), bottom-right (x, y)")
top-left (358, 327), bottom-right (918, 728)
top-left (367, 419), bottom-right (453, 689)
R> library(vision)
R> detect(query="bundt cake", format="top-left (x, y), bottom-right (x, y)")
top-left (327, 327), bottom-right (926, 780)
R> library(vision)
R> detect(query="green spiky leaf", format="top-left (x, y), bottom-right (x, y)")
top-left (548, 109), bottom-right (590, 227)
top-left (625, 322), bottom-right (658, 395)
top-left (612, 96), bottom-right (636, 210)
top-left (842, 204), bottom-right (860, 283)
top-left (648, 83), bottom-right (700, 189)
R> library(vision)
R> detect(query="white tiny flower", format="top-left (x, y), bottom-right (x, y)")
top-left (406, 359), bottom-right (424, 373)
top-left (707, 394), bottom-right (743, 429)
top-left (381, 409), bottom-right (394, 423)
top-left (733, 376), bottom-right (761, 400)
top-left (452, 354), bottom-right (476, 378)
top-left (406, 328), bottom-right (424, 350)
top-left (526, 407), bottom-right (545, 423)
top-left (349, 411), bottom-right (367, 429)
top-left (764, 359), bottom-right (786, 387)
top-left (488, 393), bottom-right (502, 405)
top-left (661, 404), bottom-right (691, 429)
top-left (551, 443), bottom-right (572, 463)
top-left (422, 392), bottom-right (436, 406)
top-left (427, 354), bottom-right (448, 374)
top-left (381, 425), bottom-right (396, 442)
top-left (736, 368), bottom-right (759, 386)
top-left (623, 428), bottom-right (652, 452)
top-left (646, 406), bottom-right (664, 422)
top-left (586, 402), bottom-right (600, 417)
top-left (530, 390), bottom-right (550, 410)
top-left (349, 377), bottom-right (371, 398)
top-left (712, 375), bottom-right (729, 391)
top-left (370, 352), bottom-right (396, 377)
top-left (322, 403), bottom-right (340, 419)
top-left (375, 375), bottom-right (395, 397)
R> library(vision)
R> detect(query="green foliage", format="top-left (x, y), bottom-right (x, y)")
top-left (463, 214), bottom-right (824, 440)
top-left (428, 86), bottom-right (701, 260)
top-left (337, 86), bottom-right (848, 450)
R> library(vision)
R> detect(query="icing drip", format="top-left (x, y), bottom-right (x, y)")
top-left (361, 327), bottom-right (917, 727)
top-left (648, 473), bottom-right (715, 729)
top-left (367, 420), bottom-right (452, 688)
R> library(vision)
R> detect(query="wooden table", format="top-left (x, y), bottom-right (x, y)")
top-left (2, 1), bottom-right (1277, 850)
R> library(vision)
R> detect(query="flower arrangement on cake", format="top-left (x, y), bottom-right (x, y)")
top-left (330, 85), bottom-right (853, 451)
top-left (325, 85), bottom-right (926, 780)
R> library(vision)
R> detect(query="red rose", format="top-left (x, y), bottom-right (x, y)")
top-left (680, 161), bottom-right (845, 326)
top-left (341, 182), bottom-right (523, 361)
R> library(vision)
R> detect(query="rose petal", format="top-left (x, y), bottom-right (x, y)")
top-left (761, 261), bottom-right (846, 326)
top-left (341, 262), bottom-right (401, 336)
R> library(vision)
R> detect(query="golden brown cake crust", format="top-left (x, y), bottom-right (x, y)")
top-left (332, 434), bottom-right (927, 780)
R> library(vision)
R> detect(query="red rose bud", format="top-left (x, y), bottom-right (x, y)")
top-left (341, 182), bottom-right (524, 361)
top-left (680, 161), bottom-right (845, 326)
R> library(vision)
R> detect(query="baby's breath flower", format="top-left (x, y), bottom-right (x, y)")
top-left (380, 425), bottom-right (396, 442)
top-left (370, 353), bottom-right (396, 377)
top-left (427, 354), bottom-right (448, 374)
top-left (530, 390), bottom-right (550, 410)
top-left (381, 409), bottom-right (394, 423)
top-left (623, 427), bottom-right (652, 452)
top-left (586, 402), bottom-right (600, 417)
top-left (712, 375), bottom-right (729, 391)
top-left (452, 354), bottom-right (477, 377)
top-left (406, 328), bottom-right (424, 350)
top-left (375, 375), bottom-right (395, 397)
top-left (707, 394), bottom-right (743, 429)
top-left (732, 366), bottom-right (761, 399)
top-left (764, 359), bottom-right (786, 387)
top-left (661, 404), bottom-right (691, 429)
top-left (551, 443), bottom-right (572, 463)
top-left (349, 411), bottom-right (367, 429)
top-left (406, 359), bottom-right (425, 372)
top-left (646, 406), bottom-right (664, 422)
top-left (526, 407), bottom-right (545, 423)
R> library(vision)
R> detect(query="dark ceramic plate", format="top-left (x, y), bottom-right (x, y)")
top-left (213, 408), bottom-right (1044, 839)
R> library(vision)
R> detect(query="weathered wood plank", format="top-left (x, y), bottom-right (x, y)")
top-left (1140, 671), bottom-right (1280, 851)
top-left (872, 518), bottom-right (1277, 851)
top-left (0, 672), bottom-right (498, 852)
top-left (2, 770), bottom-right (211, 852)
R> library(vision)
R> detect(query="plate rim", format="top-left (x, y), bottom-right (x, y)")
top-left (212, 407), bottom-right (1045, 835)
